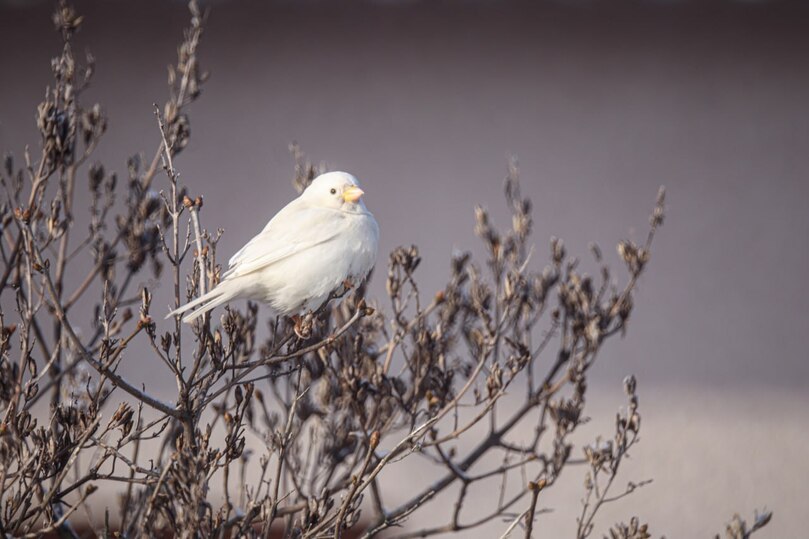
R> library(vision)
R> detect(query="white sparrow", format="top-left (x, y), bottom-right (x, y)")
top-left (167, 171), bottom-right (379, 324)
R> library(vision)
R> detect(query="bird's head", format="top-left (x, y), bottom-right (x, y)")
top-left (303, 171), bottom-right (367, 212)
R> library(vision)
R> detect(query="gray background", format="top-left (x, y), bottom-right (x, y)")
top-left (2, 0), bottom-right (808, 536)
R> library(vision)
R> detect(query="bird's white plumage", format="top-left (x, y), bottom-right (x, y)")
top-left (167, 172), bottom-right (379, 323)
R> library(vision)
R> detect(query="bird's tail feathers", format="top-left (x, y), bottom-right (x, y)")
top-left (165, 284), bottom-right (237, 324)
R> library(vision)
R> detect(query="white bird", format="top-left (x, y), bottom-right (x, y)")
top-left (167, 171), bottom-right (379, 326)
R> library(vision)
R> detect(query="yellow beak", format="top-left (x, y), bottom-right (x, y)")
top-left (342, 185), bottom-right (364, 203)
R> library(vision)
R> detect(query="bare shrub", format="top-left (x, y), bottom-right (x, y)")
top-left (0, 2), bottom-right (771, 538)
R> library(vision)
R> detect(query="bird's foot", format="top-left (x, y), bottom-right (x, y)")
top-left (292, 312), bottom-right (313, 340)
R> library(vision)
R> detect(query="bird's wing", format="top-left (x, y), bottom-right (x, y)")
top-left (223, 203), bottom-right (345, 280)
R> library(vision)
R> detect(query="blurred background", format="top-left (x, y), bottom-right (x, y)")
top-left (2, 0), bottom-right (808, 536)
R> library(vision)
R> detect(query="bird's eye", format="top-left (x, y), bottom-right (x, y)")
top-left (330, 188), bottom-right (337, 195)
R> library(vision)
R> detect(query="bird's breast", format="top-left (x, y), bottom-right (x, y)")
top-left (346, 212), bottom-right (379, 278)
